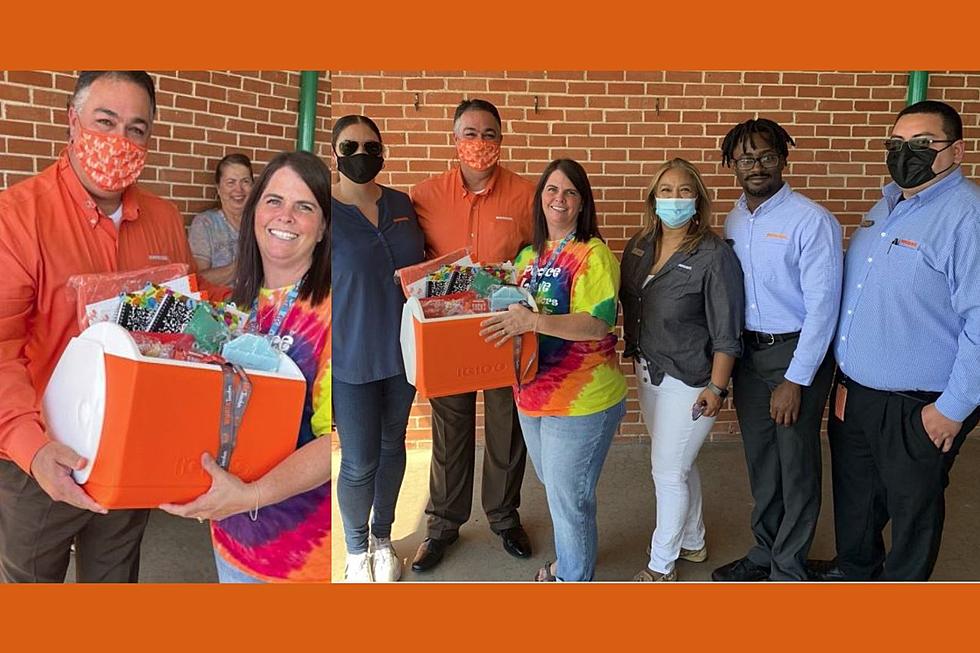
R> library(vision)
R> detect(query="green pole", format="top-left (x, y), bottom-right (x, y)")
top-left (297, 71), bottom-right (320, 152)
top-left (907, 71), bottom-right (929, 105)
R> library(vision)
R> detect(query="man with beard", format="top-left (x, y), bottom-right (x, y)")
top-left (712, 119), bottom-right (843, 581)
top-left (812, 101), bottom-right (980, 581)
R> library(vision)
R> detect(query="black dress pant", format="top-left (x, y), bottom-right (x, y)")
top-left (828, 374), bottom-right (980, 581)
top-left (732, 336), bottom-right (835, 580)
top-left (425, 386), bottom-right (526, 539)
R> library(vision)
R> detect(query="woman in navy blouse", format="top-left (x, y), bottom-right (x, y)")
top-left (332, 115), bottom-right (425, 582)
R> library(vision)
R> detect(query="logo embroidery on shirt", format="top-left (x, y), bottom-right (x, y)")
top-left (897, 239), bottom-right (919, 250)
top-left (631, 247), bottom-right (645, 256)
top-left (393, 216), bottom-right (410, 223)
top-left (495, 215), bottom-right (514, 221)
top-left (677, 263), bottom-right (692, 270)
top-left (148, 254), bottom-right (170, 262)
top-left (764, 232), bottom-right (788, 240)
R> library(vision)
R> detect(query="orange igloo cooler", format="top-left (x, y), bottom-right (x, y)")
top-left (41, 322), bottom-right (307, 509)
top-left (399, 295), bottom-right (538, 399)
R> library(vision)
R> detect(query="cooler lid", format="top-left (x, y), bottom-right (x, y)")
top-left (41, 331), bottom-right (109, 485)
top-left (400, 297), bottom-right (424, 386)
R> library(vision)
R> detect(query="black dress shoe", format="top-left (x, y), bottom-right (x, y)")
top-left (711, 557), bottom-right (769, 582)
top-left (807, 558), bottom-right (847, 582)
top-left (411, 535), bottom-right (458, 572)
top-left (499, 526), bottom-right (532, 559)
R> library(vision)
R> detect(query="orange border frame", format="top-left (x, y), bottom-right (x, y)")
top-left (3, 0), bottom-right (980, 649)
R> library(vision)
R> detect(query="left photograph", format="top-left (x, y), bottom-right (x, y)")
top-left (0, 70), bottom-right (331, 583)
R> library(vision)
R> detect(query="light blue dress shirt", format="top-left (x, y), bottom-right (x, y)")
top-left (835, 168), bottom-right (980, 422)
top-left (725, 183), bottom-right (843, 386)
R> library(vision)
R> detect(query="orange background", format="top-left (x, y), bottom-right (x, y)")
top-left (3, 0), bottom-right (980, 649)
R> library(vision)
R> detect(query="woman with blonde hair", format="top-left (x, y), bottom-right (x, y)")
top-left (620, 158), bottom-right (744, 581)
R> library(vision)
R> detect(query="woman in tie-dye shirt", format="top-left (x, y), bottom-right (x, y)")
top-left (162, 151), bottom-right (330, 583)
top-left (481, 159), bottom-right (626, 582)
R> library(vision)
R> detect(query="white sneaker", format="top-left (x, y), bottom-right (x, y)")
top-left (370, 535), bottom-right (402, 582)
top-left (345, 551), bottom-right (374, 582)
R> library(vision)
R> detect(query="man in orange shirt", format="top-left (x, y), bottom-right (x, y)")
top-left (0, 71), bottom-right (199, 582)
top-left (409, 99), bottom-right (536, 572)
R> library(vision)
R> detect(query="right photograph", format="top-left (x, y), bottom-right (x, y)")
top-left (329, 70), bottom-right (980, 583)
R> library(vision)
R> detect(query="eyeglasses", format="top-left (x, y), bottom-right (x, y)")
top-left (733, 153), bottom-right (781, 171)
top-left (882, 137), bottom-right (955, 153)
top-left (337, 140), bottom-right (383, 157)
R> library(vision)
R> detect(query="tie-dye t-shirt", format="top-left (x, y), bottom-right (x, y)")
top-left (211, 286), bottom-right (330, 582)
top-left (514, 237), bottom-right (627, 417)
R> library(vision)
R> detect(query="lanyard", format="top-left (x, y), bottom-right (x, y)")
top-left (217, 363), bottom-right (253, 470)
top-left (527, 232), bottom-right (575, 296)
top-left (252, 281), bottom-right (302, 338)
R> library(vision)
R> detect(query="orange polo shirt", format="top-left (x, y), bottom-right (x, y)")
top-left (410, 165), bottom-right (535, 264)
top-left (0, 151), bottom-right (197, 473)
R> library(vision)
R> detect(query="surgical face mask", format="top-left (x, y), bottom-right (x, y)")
top-left (886, 141), bottom-right (954, 189)
top-left (655, 197), bottom-right (697, 228)
top-left (337, 152), bottom-right (384, 184)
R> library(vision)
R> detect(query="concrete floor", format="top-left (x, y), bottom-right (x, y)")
top-left (65, 511), bottom-right (217, 583)
top-left (331, 439), bottom-right (980, 582)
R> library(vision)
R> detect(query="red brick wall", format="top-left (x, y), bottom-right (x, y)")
top-left (0, 70), bottom-right (331, 224)
top-left (331, 70), bottom-right (980, 444)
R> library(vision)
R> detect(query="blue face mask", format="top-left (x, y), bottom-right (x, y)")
top-left (655, 197), bottom-right (697, 228)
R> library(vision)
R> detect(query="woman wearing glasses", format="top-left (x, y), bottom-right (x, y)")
top-left (332, 115), bottom-right (425, 582)
top-left (620, 158), bottom-right (744, 582)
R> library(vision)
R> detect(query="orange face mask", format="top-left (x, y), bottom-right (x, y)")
top-left (72, 126), bottom-right (147, 192)
top-left (455, 138), bottom-right (500, 171)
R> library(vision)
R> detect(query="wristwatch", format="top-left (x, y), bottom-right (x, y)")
top-left (706, 382), bottom-right (729, 399)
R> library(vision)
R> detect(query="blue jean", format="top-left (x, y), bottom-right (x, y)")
top-left (213, 550), bottom-right (264, 584)
top-left (519, 398), bottom-right (625, 581)
top-left (334, 374), bottom-right (416, 554)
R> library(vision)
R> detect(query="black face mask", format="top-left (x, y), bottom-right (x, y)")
top-left (338, 153), bottom-right (384, 184)
top-left (887, 143), bottom-right (953, 189)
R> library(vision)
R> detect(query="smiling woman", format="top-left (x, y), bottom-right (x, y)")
top-left (189, 154), bottom-right (255, 288)
top-left (480, 158), bottom-right (627, 582)
top-left (160, 150), bottom-right (331, 583)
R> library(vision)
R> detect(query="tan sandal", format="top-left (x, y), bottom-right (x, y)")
top-left (632, 566), bottom-right (677, 582)
top-left (534, 560), bottom-right (558, 582)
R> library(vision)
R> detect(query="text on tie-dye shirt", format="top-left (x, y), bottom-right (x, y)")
top-left (513, 238), bottom-right (627, 417)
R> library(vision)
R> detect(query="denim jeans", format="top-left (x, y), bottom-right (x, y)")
top-left (334, 374), bottom-right (416, 554)
top-left (213, 550), bottom-right (264, 584)
top-left (519, 398), bottom-right (626, 581)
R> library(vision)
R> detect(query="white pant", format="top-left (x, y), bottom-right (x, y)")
top-left (636, 364), bottom-right (716, 574)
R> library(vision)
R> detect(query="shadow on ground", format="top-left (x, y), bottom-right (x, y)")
top-left (331, 440), bottom-right (980, 582)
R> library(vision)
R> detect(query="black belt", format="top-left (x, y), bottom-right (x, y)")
top-left (837, 371), bottom-right (940, 404)
top-left (743, 330), bottom-right (800, 346)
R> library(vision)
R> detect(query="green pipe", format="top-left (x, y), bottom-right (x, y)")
top-left (296, 71), bottom-right (320, 152)
top-left (907, 71), bottom-right (929, 105)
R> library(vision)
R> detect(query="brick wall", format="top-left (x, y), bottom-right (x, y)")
top-left (0, 70), bottom-right (332, 224)
top-left (331, 70), bottom-right (980, 444)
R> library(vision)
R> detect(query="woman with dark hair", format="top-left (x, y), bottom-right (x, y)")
top-left (620, 158), bottom-right (744, 582)
top-left (481, 158), bottom-right (627, 582)
top-left (161, 150), bottom-right (331, 583)
top-left (331, 115), bottom-right (424, 582)
top-left (189, 153), bottom-right (254, 287)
